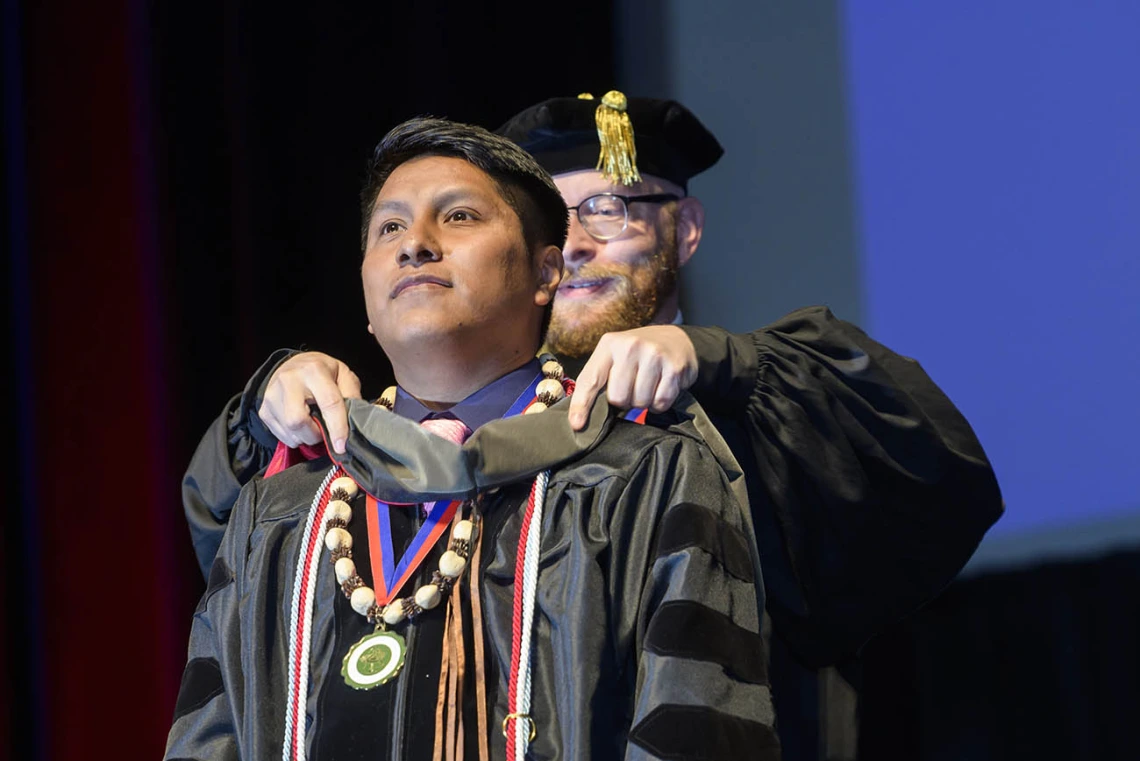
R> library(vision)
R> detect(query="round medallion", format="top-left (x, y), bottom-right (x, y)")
top-left (342, 630), bottom-right (406, 690)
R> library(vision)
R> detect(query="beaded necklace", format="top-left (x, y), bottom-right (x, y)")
top-left (283, 358), bottom-right (570, 761)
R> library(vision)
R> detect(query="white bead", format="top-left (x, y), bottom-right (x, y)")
top-left (330, 477), bottom-right (358, 498)
top-left (452, 519), bottom-right (475, 542)
top-left (536, 378), bottom-right (565, 401)
top-left (541, 360), bottom-right (563, 379)
top-left (439, 550), bottom-right (467, 578)
top-left (350, 586), bottom-right (376, 615)
top-left (414, 584), bottom-right (442, 610)
top-left (379, 386), bottom-right (397, 409)
top-left (326, 499), bottom-right (352, 523)
top-left (334, 557), bottom-right (357, 584)
top-left (382, 603), bottom-right (406, 625)
top-left (325, 527), bottom-right (353, 551)
top-left (524, 401), bottom-right (548, 415)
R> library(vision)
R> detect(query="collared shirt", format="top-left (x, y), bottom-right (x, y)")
top-left (392, 358), bottom-right (542, 430)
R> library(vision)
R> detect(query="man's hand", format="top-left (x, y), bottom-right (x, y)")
top-left (259, 352), bottom-right (362, 453)
top-left (567, 325), bottom-right (699, 431)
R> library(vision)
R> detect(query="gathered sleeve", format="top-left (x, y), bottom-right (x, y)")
top-left (182, 349), bottom-right (295, 579)
top-left (682, 306), bottom-right (1003, 665)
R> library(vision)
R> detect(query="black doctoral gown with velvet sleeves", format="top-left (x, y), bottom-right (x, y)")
top-left (166, 394), bottom-right (778, 760)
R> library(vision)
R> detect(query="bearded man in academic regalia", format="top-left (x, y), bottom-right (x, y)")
top-left (182, 93), bottom-right (1003, 759)
top-left (165, 117), bottom-right (776, 761)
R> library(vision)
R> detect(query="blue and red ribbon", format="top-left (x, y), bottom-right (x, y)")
top-left (366, 372), bottom-right (545, 605)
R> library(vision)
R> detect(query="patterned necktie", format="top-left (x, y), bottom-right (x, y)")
top-left (419, 415), bottom-right (473, 445)
top-left (418, 417), bottom-right (471, 517)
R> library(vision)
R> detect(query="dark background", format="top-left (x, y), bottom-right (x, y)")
top-left (5, 2), bottom-right (615, 758)
top-left (5, 1), bottom-right (1138, 760)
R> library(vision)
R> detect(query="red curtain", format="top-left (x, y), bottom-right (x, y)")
top-left (16, 0), bottom-right (197, 757)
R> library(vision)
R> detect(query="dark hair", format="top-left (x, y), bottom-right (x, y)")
top-left (360, 117), bottom-right (569, 254)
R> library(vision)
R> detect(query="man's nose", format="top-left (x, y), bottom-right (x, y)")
top-left (562, 214), bottom-right (599, 267)
top-left (396, 225), bottom-right (442, 267)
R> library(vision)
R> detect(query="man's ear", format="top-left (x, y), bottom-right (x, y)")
top-left (675, 197), bottom-right (705, 268)
top-left (534, 244), bottom-right (564, 307)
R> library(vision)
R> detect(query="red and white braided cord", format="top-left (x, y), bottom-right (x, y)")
top-left (283, 465), bottom-right (342, 761)
top-left (505, 469), bottom-right (550, 761)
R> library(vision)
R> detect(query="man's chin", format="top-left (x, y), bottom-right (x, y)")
top-left (551, 307), bottom-right (622, 336)
top-left (547, 310), bottom-right (639, 358)
top-left (376, 320), bottom-right (463, 350)
top-left (547, 271), bottom-right (664, 358)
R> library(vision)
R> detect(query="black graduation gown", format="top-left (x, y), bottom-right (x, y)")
top-left (179, 305), bottom-right (1003, 755)
top-left (677, 307), bottom-right (1002, 667)
top-left (166, 395), bottom-right (777, 760)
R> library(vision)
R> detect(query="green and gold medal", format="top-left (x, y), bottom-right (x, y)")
top-left (341, 628), bottom-right (407, 690)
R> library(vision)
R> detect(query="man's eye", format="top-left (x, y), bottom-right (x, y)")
top-left (379, 221), bottom-right (403, 235)
top-left (447, 210), bottom-right (474, 222)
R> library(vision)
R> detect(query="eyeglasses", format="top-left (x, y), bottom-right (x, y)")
top-left (566, 193), bottom-right (681, 241)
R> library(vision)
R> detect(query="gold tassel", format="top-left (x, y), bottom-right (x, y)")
top-left (594, 90), bottom-right (641, 186)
